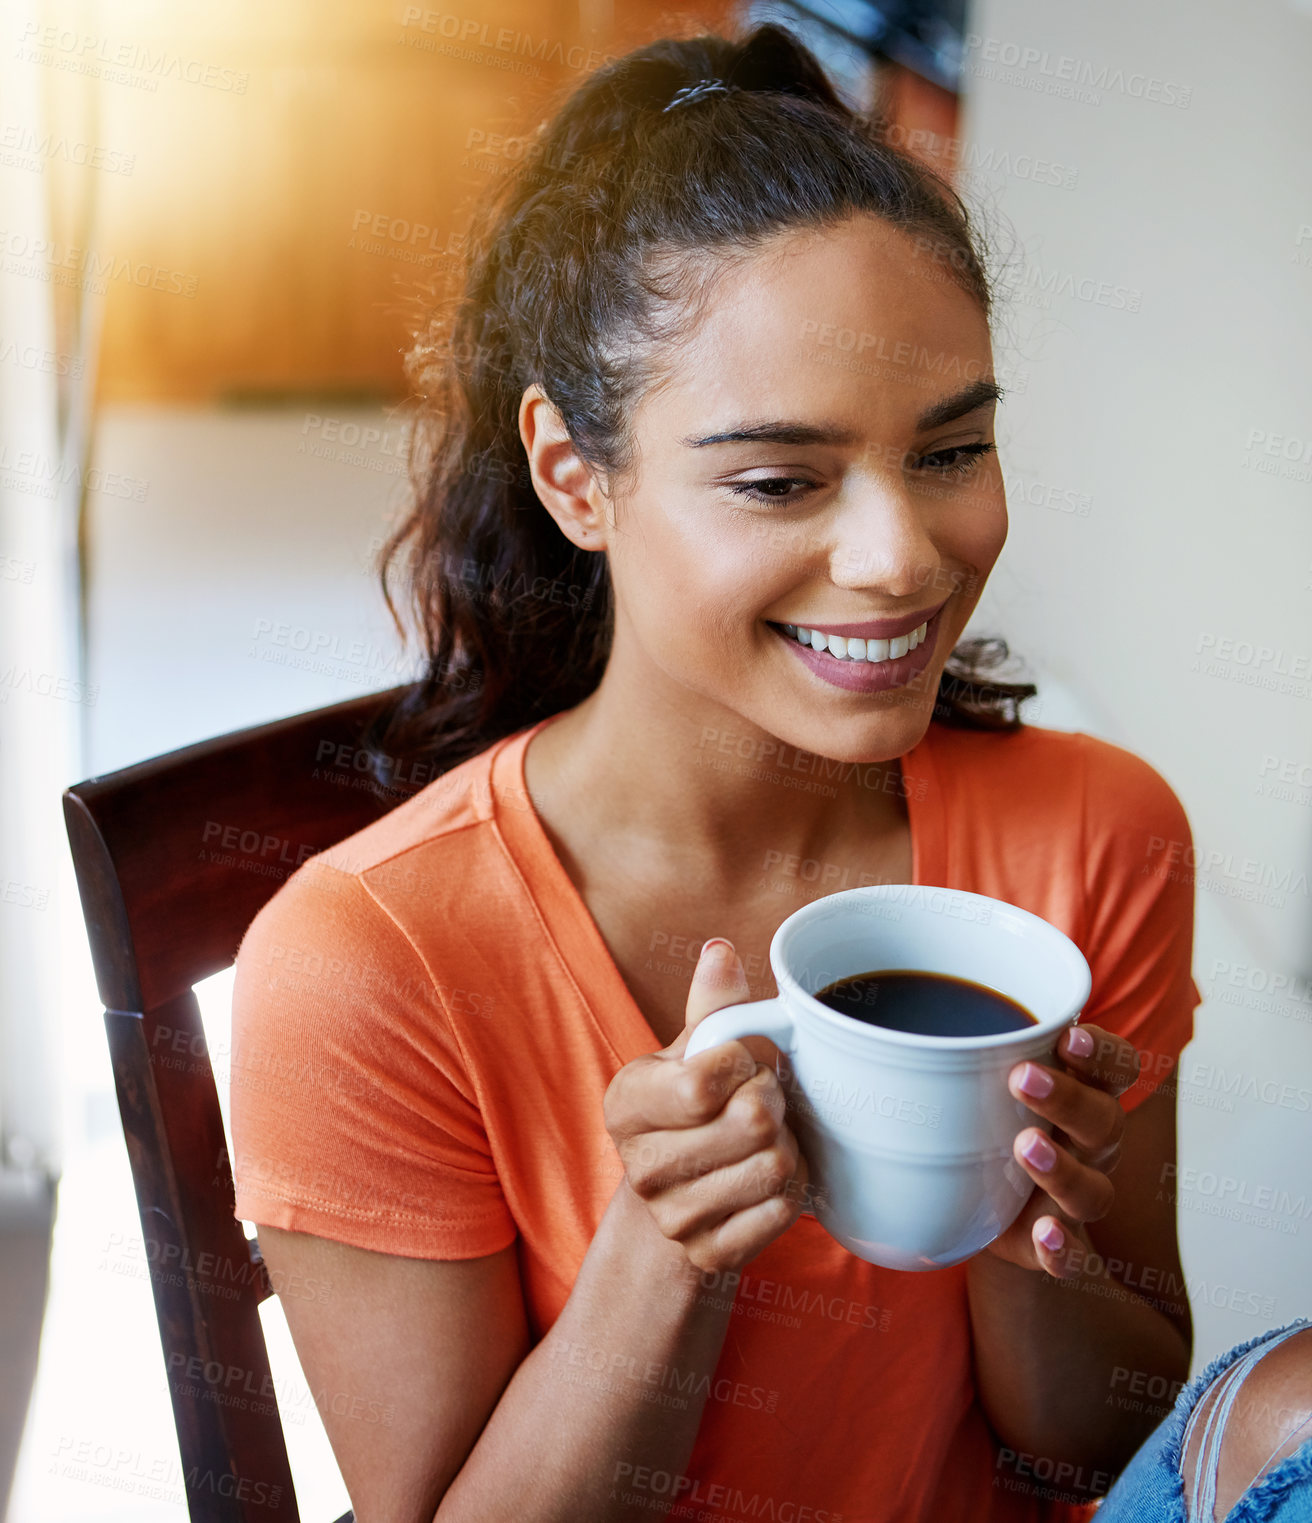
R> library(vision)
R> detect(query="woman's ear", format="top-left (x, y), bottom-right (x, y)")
top-left (518, 384), bottom-right (610, 550)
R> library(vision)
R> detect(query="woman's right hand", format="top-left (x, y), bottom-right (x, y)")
top-left (603, 937), bottom-right (811, 1274)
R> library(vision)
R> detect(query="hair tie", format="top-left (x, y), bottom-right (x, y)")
top-left (663, 78), bottom-right (735, 112)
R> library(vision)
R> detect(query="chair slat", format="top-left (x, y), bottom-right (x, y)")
top-left (64, 683), bottom-right (421, 1522)
top-left (108, 994), bottom-right (297, 1521)
top-left (64, 686), bottom-right (410, 1014)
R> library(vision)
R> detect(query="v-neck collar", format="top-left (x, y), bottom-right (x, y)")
top-left (488, 714), bottom-right (948, 1065)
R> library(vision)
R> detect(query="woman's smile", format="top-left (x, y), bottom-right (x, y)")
top-left (766, 598), bottom-right (946, 693)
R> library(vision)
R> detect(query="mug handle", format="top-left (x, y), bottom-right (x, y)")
top-left (683, 997), bottom-right (797, 1061)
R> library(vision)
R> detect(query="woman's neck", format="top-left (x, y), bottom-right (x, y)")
top-left (522, 639), bottom-right (914, 897)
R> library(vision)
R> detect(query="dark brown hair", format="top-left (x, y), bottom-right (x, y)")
top-left (365, 22), bottom-right (1036, 789)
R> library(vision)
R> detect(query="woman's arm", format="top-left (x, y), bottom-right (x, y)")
top-left (965, 1030), bottom-right (1192, 1496)
top-left (260, 1178), bottom-right (736, 1523)
top-left (257, 938), bottom-right (808, 1523)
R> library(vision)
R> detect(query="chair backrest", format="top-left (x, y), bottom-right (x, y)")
top-left (62, 683), bottom-right (421, 1523)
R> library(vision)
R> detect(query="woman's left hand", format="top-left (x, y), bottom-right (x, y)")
top-left (984, 1023), bottom-right (1139, 1279)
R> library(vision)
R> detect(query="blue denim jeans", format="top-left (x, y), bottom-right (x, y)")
top-left (1096, 1319), bottom-right (1312, 1521)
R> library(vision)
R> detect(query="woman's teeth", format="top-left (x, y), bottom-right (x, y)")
top-left (782, 621), bottom-right (928, 663)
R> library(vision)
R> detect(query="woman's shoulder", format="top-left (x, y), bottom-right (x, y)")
top-left (927, 721), bottom-right (1190, 839)
top-left (233, 726), bottom-right (527, 989)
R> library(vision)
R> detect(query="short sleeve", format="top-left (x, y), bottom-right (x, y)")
top-left (1076, 734), bottom-right (1203, 1112)
top-left (229, 855), bottom-right (517, 1259)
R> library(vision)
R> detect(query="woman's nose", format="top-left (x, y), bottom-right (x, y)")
top-left (827, 486), bottom-right (942, 600)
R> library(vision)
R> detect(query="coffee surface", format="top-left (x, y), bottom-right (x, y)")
top-left (814, 969), bottom-right (1036, 1037)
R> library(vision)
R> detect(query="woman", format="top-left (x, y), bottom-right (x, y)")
top-left (230, 25), bottom-right (1201, 1522)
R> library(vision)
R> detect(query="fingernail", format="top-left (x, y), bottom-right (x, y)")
top-left (1038, 1219), bottom-right (1065, 1252)
top-left (1066, 1026), bottom-right (1094, 1057)
top-left (1020, 1131), bottom-right (1057, 1172)
top-left (1017, 1063), bottom-right (1054, 1098)
top-left (700, 938), bottom-right (733, 963)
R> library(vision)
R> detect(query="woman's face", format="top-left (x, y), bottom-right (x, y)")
top-left (602, 212), bottom-right (1006, 764)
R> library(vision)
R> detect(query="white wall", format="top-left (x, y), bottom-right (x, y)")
top-left (83, 405), bottom-right (421, 776)
top-left (959, 0), bottom-right (1312, 1363)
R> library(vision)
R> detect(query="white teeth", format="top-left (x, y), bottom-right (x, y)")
top-left (785, 619), bottom-right (930, 664)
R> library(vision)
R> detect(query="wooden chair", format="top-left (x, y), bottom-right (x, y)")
top-left (61, 683), bottom-right (421, 1523)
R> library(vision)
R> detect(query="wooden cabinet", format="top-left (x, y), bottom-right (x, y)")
top-left (39, 0), bottom-right (734, 402)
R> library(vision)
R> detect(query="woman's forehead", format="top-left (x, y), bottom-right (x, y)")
top-left (635, 219), bottom-right (993, 441)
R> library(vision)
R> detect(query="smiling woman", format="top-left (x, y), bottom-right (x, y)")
top-left (228, 21), bottom-right (1201, 1523)
top-left (367, 28), bottom-right (1035, 776)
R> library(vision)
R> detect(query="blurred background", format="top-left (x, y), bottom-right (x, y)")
top-left (1, 0), bottom-right (1309, 1517)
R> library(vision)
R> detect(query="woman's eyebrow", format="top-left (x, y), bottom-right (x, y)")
top-left (915, 377), bottom-right (1004, 431)
top-left (680, 420), bottom-right (862, 449)
top-left (680, 379), bottom-right (1003, 450)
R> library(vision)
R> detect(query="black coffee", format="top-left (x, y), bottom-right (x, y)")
top-left (815, 969), bottom-right (1036, 1037)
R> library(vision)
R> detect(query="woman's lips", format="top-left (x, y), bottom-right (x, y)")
top-left (770, 607), bottom-right (942, 694)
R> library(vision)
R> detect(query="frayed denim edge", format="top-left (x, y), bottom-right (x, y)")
top-left (1229, 1436), bottom-right (1312, 1522)
top-left (1145, 1317), bottom-right (1312, 1520)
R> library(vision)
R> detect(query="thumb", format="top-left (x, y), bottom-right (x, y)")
top-left (668, 939), bottom-right (751, 1057)
top-left (687, 939), bottom-right (750, 1027)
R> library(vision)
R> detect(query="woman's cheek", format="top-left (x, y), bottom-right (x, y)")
top-left (949, 489), bottom-right (1007, 577)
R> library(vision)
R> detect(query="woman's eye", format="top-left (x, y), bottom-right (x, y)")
top-left (913, 442), bottom-right (997, 479)
top-left (725, 476), bottom-right (816, 504)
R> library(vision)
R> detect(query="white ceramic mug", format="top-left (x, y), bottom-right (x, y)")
top-left (683, 884), bottom-right (1092, 1270)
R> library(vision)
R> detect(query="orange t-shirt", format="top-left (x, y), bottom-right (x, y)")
top-left (230, 715), bottom-right (1201, 1523)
